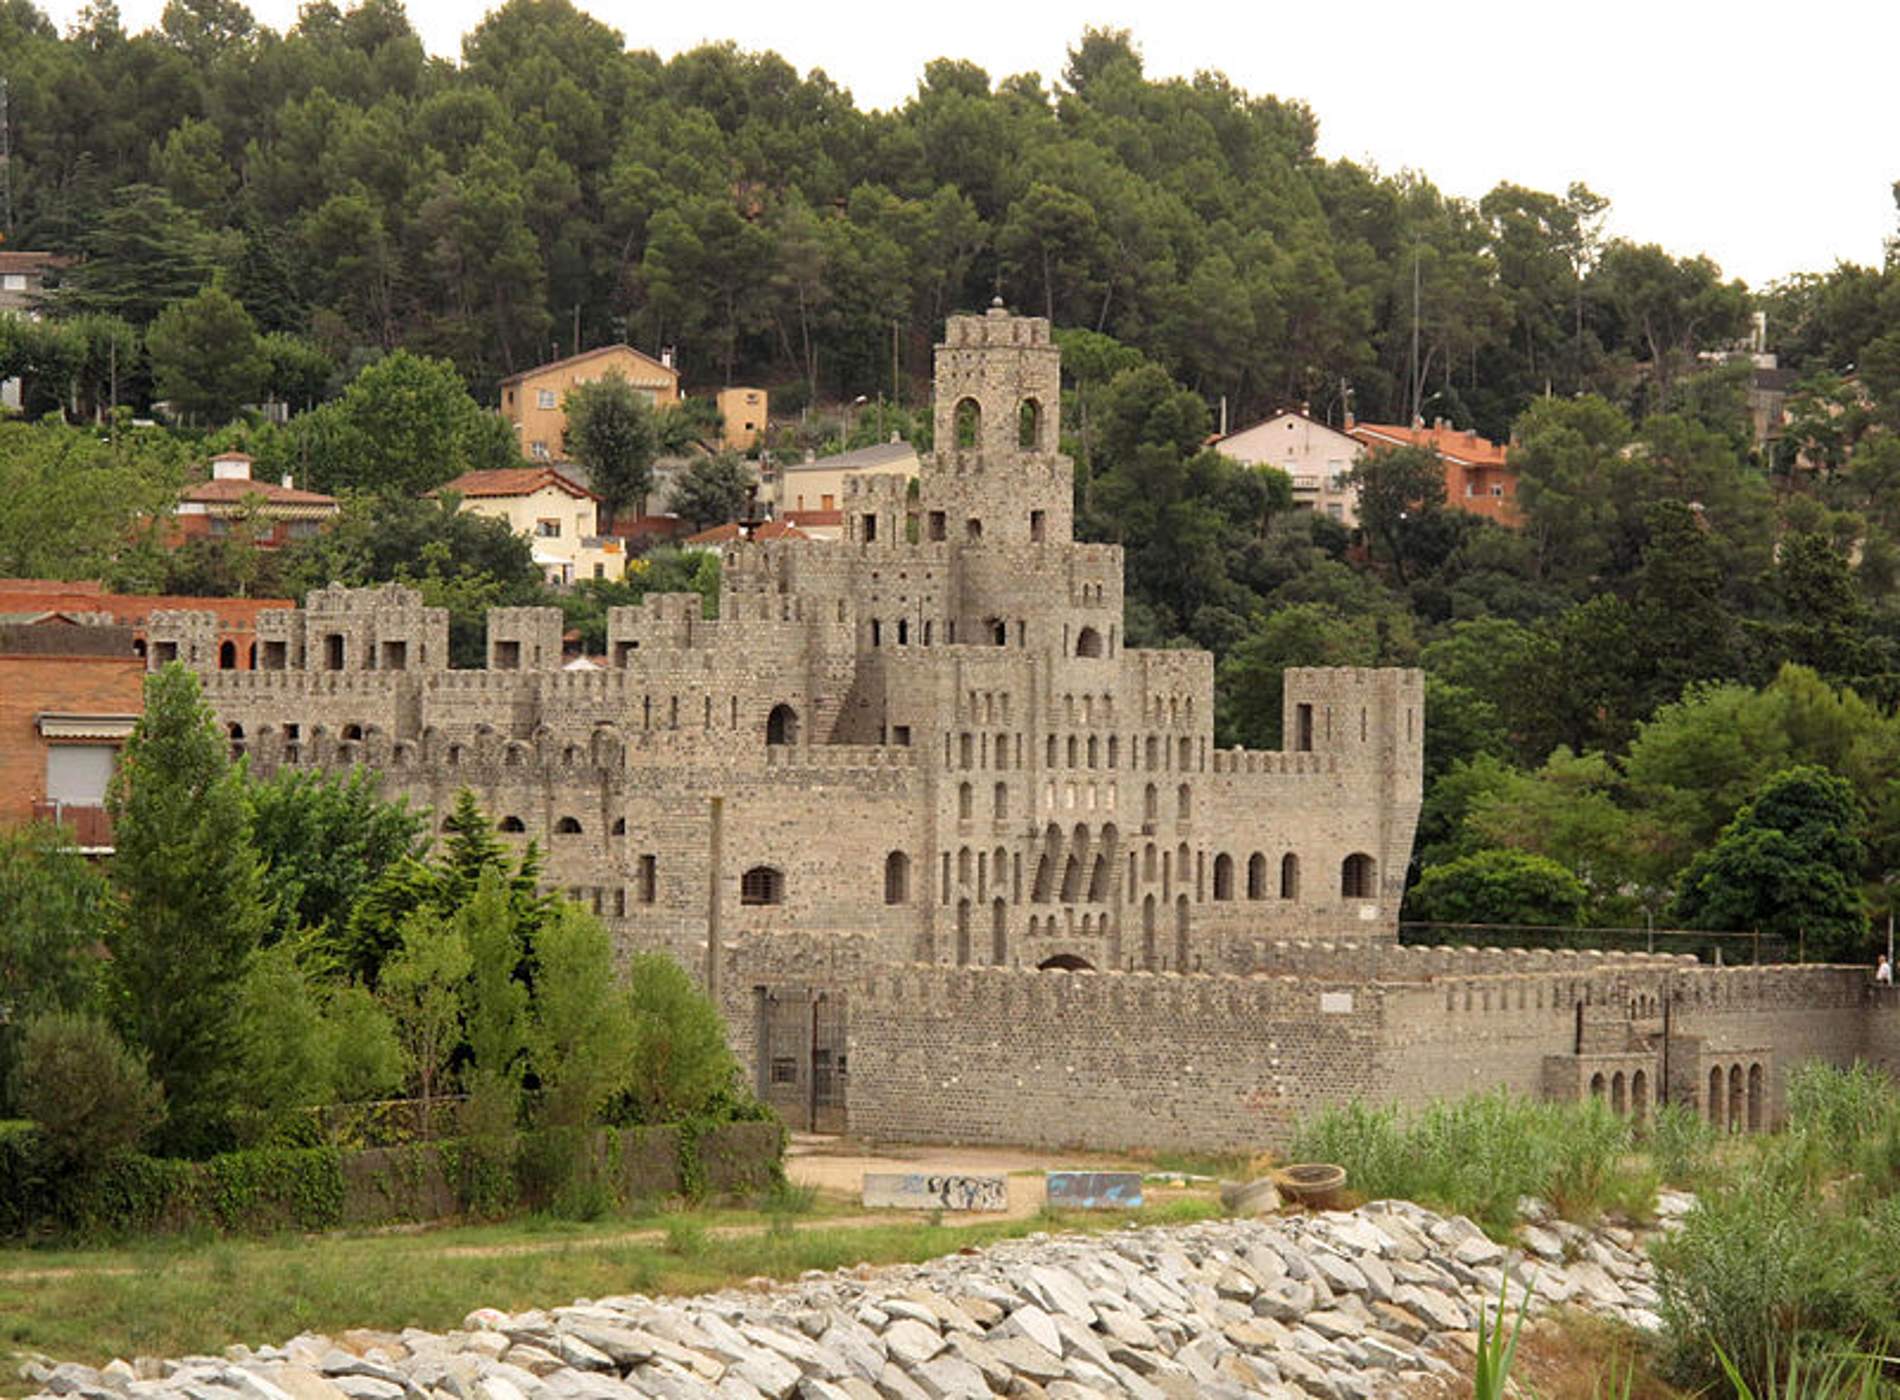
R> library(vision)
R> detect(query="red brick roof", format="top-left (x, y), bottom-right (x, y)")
top-left (434, 467), bottom-right (598, 501)
top-left (1346, 421), bottom-right (1508, 467)
top-left (0, 582), bottom-right (294, 629)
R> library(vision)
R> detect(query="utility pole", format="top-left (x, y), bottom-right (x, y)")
top-left (1408, 243), bottom-right (1421, 427)
top-left (0, 76), bottom-right (13, 242)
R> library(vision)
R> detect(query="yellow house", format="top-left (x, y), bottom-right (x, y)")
top-left (433, 467), bottom-right (627, 586)
top-left (766, 440), bottom-right (921, 531)
top-left (498, 346), bottom-right (681, 463)
top-left (715, 386), bottom-right (768, 454)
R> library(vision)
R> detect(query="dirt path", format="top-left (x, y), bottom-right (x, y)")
top-left (0, 1136), bottom-right (1190, 1280)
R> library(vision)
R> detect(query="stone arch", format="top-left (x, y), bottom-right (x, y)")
top-left (1141, 894), bottom-right (1157, 969)
top-left (1611, 1071), bottom-right (1627, 1116)
top-left (956, 899), bottom-right (972, 965)
top-left (1247, 852), bottom-right (1267, 900)
top-left (884, 850), bottom-right (910, 904)
top-left (1018, 396), bottom-right (1043, 450)
top-left (1747, 1062), bottom-right (1764, 1132)
top-left (1631, 1069), bottom-right (1649, 1123)
top-left (954, 396), bottom-right (981, 448)
top-left (1039, 953), bottom-right (1093, 971)
top-left (766, 703), bottom-right (799, 746)
top-left (554, 816), bottom-right (582, 834)
top-left (1708, 1066), bottom-right (1725, 1128)
top-left (1087, 853), bottom-right (1110, 902)
top-left (1075, 626), bottom-right (1103, 659)
top-left (740, 866), bottom-right (784, 905)
top-left (1213, 853), bottom-right (1234, 901)
top-left (1059, 854), bottom-right (1082, 903)
top-left (992, 898), bottom-right (1007, 964)
top-left (1589, 1072), bottom-right (1607, 1101)
top-left (499, 816), bottom-right (526, 833)
top-left (1281, 853), bottom-right (1300, 900)
top-left (1341, 852), bottom-right (1376, 899)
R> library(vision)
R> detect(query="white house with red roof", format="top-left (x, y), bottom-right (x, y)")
top-left (1213, 409), bottom-right (1363, 527)
top-left (432, 466), bottom-right (630, 586)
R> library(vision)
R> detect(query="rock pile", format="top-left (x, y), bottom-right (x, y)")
top-left (21, 1196), bottom-right (1686, 1400)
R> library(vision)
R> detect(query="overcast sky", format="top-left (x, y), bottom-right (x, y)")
top-left (39, 0), bottom-right (1898, 290)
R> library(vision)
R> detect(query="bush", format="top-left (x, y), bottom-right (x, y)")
top-left (10, 1012), bottom-right (164, 1165)
top-left (1289, 1090), bottom-right (1639, 1236)
top-left (612, 955), bottom-right (742, 1125)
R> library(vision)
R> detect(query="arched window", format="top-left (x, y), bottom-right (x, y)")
top-left (1018, 397), bottom-right (1042, 450)
top-left (1176, 783), bottom-right (1191, 821)
top-left (1142, 894), bottom-right (1157, 969)
top-left (766, 703), bottom-right (798, 746)
top-left (1341, 852), bottom-right (1376, 899)
top-left (1039, 954), bottom-right (1093, 971)
top-left (967, 518), bottom-right (984, 542)
top-left (740, 866), bottom-right (783, 905)
top-left (992, 899), bottom-right (1008, 964)
top-left (1590, 1072), bottom-right (1607, 1101)
top-left (1212, 853), bottom-right (1234, 901)
top-left (554, 816), bottom-right (582, 834)
top-left (989, 617), bottom-right (1007, 645)
top-left (1143, 783), bottom-right (1158, 823)
top-left (1280, 853), bottom-right (1300, 900)
top-left (955, 396), bottom-right (981, 448)
top-left (1708, 1067), bottom-right (1725, 1128)
top-left (884, 851), bottom-right (910, 905)
top-left (1247, 852), bottom-right (1267, 900)
top-left (499, 816), bottom-right (526, 833)
top-left (1174, 894), bottom-right (1189, 970)
top-left (218, 639), bottom-right (237, 670)
top-left (611, 817), bottom-right (627, 835)
top-left (958, 782), bottom-right (973, 819)
top-left (1075, 626), bottom-right (1103, 658)
top-left (993, 782), bottom-right (1008, 819)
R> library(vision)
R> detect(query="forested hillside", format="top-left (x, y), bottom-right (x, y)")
top-left (9, 0), bottom-right (1900, 944)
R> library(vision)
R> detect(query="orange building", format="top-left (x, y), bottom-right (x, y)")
top-left (499, 346), bottom-right (681, 463)
top-left (1346, 418), bottom-right (1520, 527)
top-left (0, 613), bottom-right (144, 852)
top-left (0, 581), bottom-right (294, 671)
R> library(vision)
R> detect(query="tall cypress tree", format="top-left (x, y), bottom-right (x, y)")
top-left (105, 663), bottom-right (268, 1154)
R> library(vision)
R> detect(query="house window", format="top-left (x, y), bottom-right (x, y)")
top-left (536, 519), bottom-right (561, 538)
top-left (537, 388), bottom-right (556, 410)
top-left (531, 441), bottom-right (549, 460)
top-left (289, 520), bottom-right (320, 539)
top-left (821, 494), bottom-right (834, 510)
top-left (1, 274), bottom-right (26, 292)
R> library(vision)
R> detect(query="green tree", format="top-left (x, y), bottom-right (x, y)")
top-left (1406, 849), bottom-right (1589, 928)
top-left (530, 902), bottom-right (635, 1129)
top-left (245, 767), bottom-right (428, 952)
top-left (105, 663), bottom-right (269, 1154)
top-left (378, 908), bottom-right (470, 1139)
top-left (53, 184), bottom-right (239, 329)
top-left (667, 451), bottom-right (752, 530)
top-left (563, 371), bottom-right (659, 527)
top-left (228, 944), bottom-right (336, 1145)
top-left (10, 1012), bottom-right (165, 1165)
top-left (0, 823), bottom-right (108, 1106)
top-left (1214, 603), bottom-right (1381, 749)
top-left (1670, 765), bottom-right (1868, 959)
top-left (146, 285), bottom-right (267, 425)
top-left (1350, 445), bottom-right (1447, 586)
top-left (617, 953), bottom-right (740, 1124)
top-left (321, 985), bottom-right (405, 1105)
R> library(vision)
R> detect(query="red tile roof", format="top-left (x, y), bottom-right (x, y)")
top-left (783, 509), bottom-right (844, 527)
top-left (179, 478), bottom-right (339, 507)
top-left (0, 582), bottom-right (294, 628)
top-left (685, 520), bottom-right (811, 546)
top-left (1346, 421), bottom-right (1508, 467)
top-left (434, 467), bottom-right (598, 501)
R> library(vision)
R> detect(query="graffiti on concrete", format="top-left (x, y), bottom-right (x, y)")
top-left (1045, 1170), bottom-right (1143, 1210)
top-left (862, 1171), bottom-right (1009, 1211)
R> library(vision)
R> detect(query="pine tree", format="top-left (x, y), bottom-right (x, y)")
top-left (105, 663), bottom-right (269, 1154)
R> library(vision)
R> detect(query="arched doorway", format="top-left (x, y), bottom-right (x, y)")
top-left (766, 704), bottom-right (799, 746)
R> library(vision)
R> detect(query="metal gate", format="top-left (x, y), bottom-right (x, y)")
top-left (755, 986), bottom-right (848, 1133)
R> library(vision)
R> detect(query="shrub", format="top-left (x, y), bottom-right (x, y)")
top-left (1645, 1102), bottom-right (1721, 1189)
top-left (613, 955), bottom-right (742, 1125)
top-left (10, 1012), bottom-right (164, 1165)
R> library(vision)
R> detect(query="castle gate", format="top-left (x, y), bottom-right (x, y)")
top-left (754, 986), bottom-right (848, 1132)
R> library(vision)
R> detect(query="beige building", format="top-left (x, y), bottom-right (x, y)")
top-left (499, 346), bottom-right (681, 463)
top-left (765, 440), bottom-right (921, 533)
top-left (715, 387), bottom-right (768, 454)
top-left (1215, 410), bottom-right (1362, 527)
top-left (433, 467), bottom-right (627, 586)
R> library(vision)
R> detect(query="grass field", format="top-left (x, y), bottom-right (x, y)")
top-left (0, 1196), bottom-right (1220, 1382)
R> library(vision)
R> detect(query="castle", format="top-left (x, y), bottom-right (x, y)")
top-left (147, 307), bottom-right (1900, 1148)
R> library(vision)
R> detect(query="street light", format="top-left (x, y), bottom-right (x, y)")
top-left (845, 394), bottom-right (868, 445)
